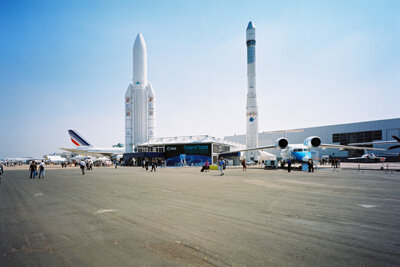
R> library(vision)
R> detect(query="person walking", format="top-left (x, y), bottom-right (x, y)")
top-left (310, 159), bottom-right (314, 172)
top-left (32, 162), bottom-right (38, 178)
top-left (29, 161), bottom-right (35, 178)
top-left (219, 158), bottom-right (225, 176)
top-left (287, 159), bottom-right (292, 173)
top-left (241, 159), bottom-right (247, 172)
top-left (205, 160), bottom-right (209, 172)
top-left (0, 163), bottom-right (4, 183)
top-left (151, 160), bottom-right (157, 172)
top-left (38, 160), bottom-right (45, 178)
top-left (80, 160), bottom-right (86, 175)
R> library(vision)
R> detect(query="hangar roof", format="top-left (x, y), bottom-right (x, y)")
top-left (138, 135), bottom-right (246, 148)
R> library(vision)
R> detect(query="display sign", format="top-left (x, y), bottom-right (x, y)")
top-left (165, 144), bottom-right (211, 166)
top-left (165, 144), bottom-right (210, 157)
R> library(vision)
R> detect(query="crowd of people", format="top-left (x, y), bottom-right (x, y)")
top-left (79, 160), bottom-right (94, 175)
top-left (142, 160), bottom-right (160, 172)
top-left (320, 157), bottom-right (340, 167)
top-left (0, 156), bottom-right (344, 183)
top-left (287, 159), bottom-right (315, 173)
top-left (2, 161), bottom-right (21, 167)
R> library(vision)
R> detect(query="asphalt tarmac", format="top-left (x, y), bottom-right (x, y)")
top-left (1, 166), bottom-right (399, 266)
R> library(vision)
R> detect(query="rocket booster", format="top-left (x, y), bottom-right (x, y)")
top-left (125, 33), bottom-right (156, 153)
top-left (147, 83), bottom-right (156, 139)
top-left (246, 21), bottom-right (259, 161)
top-left (125, 84), bottom-right (134, 153)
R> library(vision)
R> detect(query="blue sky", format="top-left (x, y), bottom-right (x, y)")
top-left (0, 0), bottom-right (399, 157)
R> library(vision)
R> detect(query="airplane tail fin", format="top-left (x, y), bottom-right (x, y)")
top-left (68, 130), bottom-right (93, 147)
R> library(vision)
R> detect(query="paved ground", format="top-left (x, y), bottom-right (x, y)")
top-left (0, 166), bottom-right (399, 266)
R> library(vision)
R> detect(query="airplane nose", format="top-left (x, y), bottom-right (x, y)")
top-left (302, 156), bottom-right (310, 162)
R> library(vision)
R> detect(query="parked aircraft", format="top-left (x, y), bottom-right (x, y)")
top-left (2, 157), bottom-right (35, 164)
top-left (61, 130), bottom-right (124, 160)
top-left (221, 136), bottom-right (386, 165)
top-left (348, 150), bottom-right (386, 162)
top-left (46, 155), bottom-right (67, 163)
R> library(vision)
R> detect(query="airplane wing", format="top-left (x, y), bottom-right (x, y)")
top-left (94, 152), bottom-right (116, 158)
top-left (219, 144), bottom-right (276, 155)
top-left (60, 148), bottom-right (120, 158)
top-left (60, 147), bottom-right (101, 156)
top-left (348, 140), bottom-right (396, 145)
top-left (347, 157), bottom-right (363, 160)
top-left (60, 148), bottom-right (82, 153)
top-left (320, 144), bottom-right (386, 151)
top-left (348, 135), bottom-right (400, 147)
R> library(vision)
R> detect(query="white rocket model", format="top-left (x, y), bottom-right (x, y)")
top-left (125, 33), bottom-right (156, 153)
top-left (245, 21), bottom-right (259, 161)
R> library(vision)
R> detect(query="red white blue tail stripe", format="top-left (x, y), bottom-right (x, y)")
top-left (68, 130), bottom-right (92, 147)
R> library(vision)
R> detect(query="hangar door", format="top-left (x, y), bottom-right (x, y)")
top-left (386, 129), bottom-right (400, 140)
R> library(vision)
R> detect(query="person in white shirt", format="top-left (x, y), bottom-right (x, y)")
top-left (80, 160), bottom-right (86, 175)
top-left (38, 160), bottom-right (45, 178)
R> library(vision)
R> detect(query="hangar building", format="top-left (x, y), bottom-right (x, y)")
top-left (225, 118), bottom-right (400, 161)
top-left (123, 135), bottom-right (275, 166)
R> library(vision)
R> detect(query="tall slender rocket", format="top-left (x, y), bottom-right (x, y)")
top-left (125, 33), bottom-right (156, 153)
top-left (246, 21), bottom-right (259, 161)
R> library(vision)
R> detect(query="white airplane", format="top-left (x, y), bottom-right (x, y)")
top-left (222, 136), bottom-right (386, 164)
top-left (46, 155), bottom-right (67, 163)
top-left (61, 130), bottom-right (124, 160)
top-left (3, 157), bottom-right (36, 164)
top-left (348, 150), bottom-right (386, 162)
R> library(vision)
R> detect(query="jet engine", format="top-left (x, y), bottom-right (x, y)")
top-left (275, 137), bottom-right (289, 149)
top-left (304, 136), bottom-right (321, 148)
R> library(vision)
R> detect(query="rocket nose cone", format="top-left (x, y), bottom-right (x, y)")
top-left (147, 83), bottom-right (156, 96)
top-left (134, 33), bottom-right (146, 51)
top-left (247, 21), bottom-right (255, 30)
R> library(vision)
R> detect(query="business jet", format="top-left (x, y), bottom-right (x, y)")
top-left (60, 130), bottom-right (124, 160)
top-left (222, 136), bottom-right (386, 165)
top-left (348, 150), bottom-right (386, 162)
